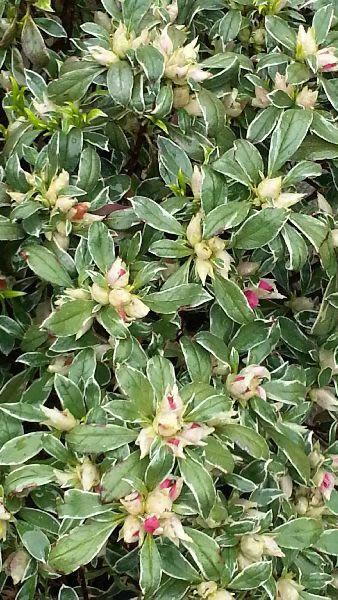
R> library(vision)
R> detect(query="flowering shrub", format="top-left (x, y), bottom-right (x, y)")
top-left (0, 0), bottom-right (338, 598)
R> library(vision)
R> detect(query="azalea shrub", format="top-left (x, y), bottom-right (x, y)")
top-left (0, 0), bottom-right (338, 598)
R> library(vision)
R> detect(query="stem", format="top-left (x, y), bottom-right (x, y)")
top-left (125, 123), bottom-right (147, 177)
top-left (78, 566), bottom-right (89, 600)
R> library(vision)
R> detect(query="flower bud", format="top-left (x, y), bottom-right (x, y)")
top-left (295, 496), bottom-right (308, 515)
top-left (145, 489), bottom-right (172, 515)
top-left (153, 411), bottom-right (181, 437)
top-left (185, 97), bottom-right (203, 116)
top-left (125, 296), bottom-right (149, 319)
top-left (237, 261), bottom-right (260, 276)
top-left (261, 535), bottom-right (284, 557)
top-left (197, 582), bottom-right (218, 598)
top-left (109, 288), bottom-right (131, 308)
top-left (41, 406), bottom-right (78, 431)
top-left (173, 86), bottom-right (190, 108)
top-left (331, 229), bottom-right (338, 247)
top-left (46, 170), bottom-right (69, 204)
top-left (122, 515), bottom-right (141, 543)
top-left (195, 241), bottom-right (212, 260)
top-left (69, 202), bottom-right (90, 221)
top-left (191, 165), bottom-right (203, 198)
top-left (91, 283), bottom-right (110, 305)
top-left (159, 477), bottom-right (183, 501)
top-left (195, 258), bottom-right (214, 285)
top-left (112, 23), bottom-right (132, 58)
top-left (143, 515), bottom-right (161, 534)
top-left (4, 550), bottom-right (30, 585)
top-left (167, 0), bottom-right (178, 22)
top-left (296, 86), bottom-right (318, 109)
top-left (257, 176), bottom-right (282, 200)
top-left (287, 295), bottom-right (314, 312)
top-left (240, 535), bottom-right (264, 561)
top-left (310, 387), bottom-right (338, 411)
top-left (273, 192), bottom-right (304, 209)
top-left (106, 257), bottom-right (129, 288)
top-left (79, 458), bottom-right (100, 492)
top-left (8, 191), bottom-right (26, 203)
top-left (252, 86), bottom-right (270, 108)
top-left (186, 213), bottom-right (202, 246)
top-left (121, 491), bottom-right (144, 515)
top-left (280, 474), bottom-right (293, 498)
top-left (209, 592), bottom-right (234, 600)
top-left (55, 196), bottom-right (77, 213)
top-left (277, 577), bottom-right (302, 600)
top-left (89, 45), bottom-right (119, 66)
top-left (314, 469), bottom-right (335, 500)
top-left (296, 25), bottom-right (317, 59)
top-left (66, 288), bottom-right (91, 300)
top-left (317, 47), bottom-right (338, 72)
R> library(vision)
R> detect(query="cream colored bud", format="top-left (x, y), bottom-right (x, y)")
top-left (55, 196), bottom-right (77, 213)
top-left (109, 288), bottom-right (131, 308)
top-left (41, 406), bottom-right (78, 431)
top-left (237, 261), bottom-right (260, 276)
top-left (185, 97), bottom-right (203, 116)
top-left (195, 241), bottom-right (212, 260)
top-left (280, 474), bottom-right (293, 498)
top-left (166, 0), bottom-right (178, 22)
top-left (277, 577), bottom-right (302, 600)
top-left (186, 213), bottom-right (202, 246)
top-left (191, 165), bottom-right (203, 199)
top-left (66, 288), bottom-right (91, 300)
top-left (121, 515), bottom-right (141, 544)
top-left (209, 592), bottom-right (234, 600)
top-left (195, 258), bottom-right (213, 285)
top-left (240, 535), bottom-right (264, 561)
top-left (46, 170), bottom-right (69, 204)
top-left (145, 489), bottom-right (172, 515)
top-left (125, 296), bottom-right (149, 319)
top-left (197, 582), bottom-right (218, 598)
top-left (172, 85), bottom-right (190, 108)
top-left (8, 191), bottom-right (26, 203)
top-left (310, 387), bottom-right (338, 411)
top-left (112, 23), bottom-right (131, 58)
top-left (295, 86), bottom-right (318, 109)
top-left (296, 25), bottom-right (317, 59)
top-left (4, 550), bottom-right (30, 585)
top-left (257, 177), bottom-right (282, 199)
top-left (331, 229), bottom-right (338, 247)
top-left (91, 283), bottom-right (110, 305)
top-left (80, 458), bottom-right (100, 491)
top-left (121, 491), bottom-right (144, 516)
top-left (89, 45), bottom-right (119, 66)
top-left (106, 257), bottom-right (129, 288)
top-left (295, 496), bottom-right (308, 515)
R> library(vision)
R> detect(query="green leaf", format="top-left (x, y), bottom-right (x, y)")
top-left (25, 245), bottom-right (73, 287)
top-left (97, 305), bottom-right (129, 339)
top-left (274, 518), bottom-right (323, 549)
top-left (229, 561), bottom-right (272, 590)
top-left (268, 429), bottom-right (310, 483)
top-left (77, 146), bottom-right (101, 193)
top-left (313, 3), bottom-right (333, 45)
top-left (115, 364), bottom-right (154, 418)
top-left (122, 0), bottom-right (152, 29)
top-left (315, 529), bottom-right (338, 555)
top-left (107, 61), bottom-right (133, 106)
top-left (179, 450), bottom-right (216, 518)
top-left (268, 109), bottom-right (313, 174)
top-left (49, 517), bottom-right (121, 574)
top-left (58, 490), bottom-right (113, 519)
top-left (289, 213), bottom-right (328, 251)
top-left (247, 106), bottom-right (281, 144)
top-left (158, 136), bottom-right (193, 185)
top-left (213, 276), bottom-right (254, 324)
top-left (203, 201), bottom-right (250, 239)
top-left (197, 88), bottom-right (226, 137)
top-left (204, 436), bottom-right (234, 474)
top-left (144, 284), bottom-right (212, 314)
top-left (233, 208), bottom-right (288, 249)
top-left (21, 14), bottom-right (49, 67)
top-left (0, 432), bottom-right (43, 465)
top-left (101, 451), bottom-right (148, 502)
top-left (180, 336), bottom-right (212, 384)
top-left (140, 535), bottom-right (162, 597)
top-left (88, 221), bottom-right (115, 273)
top-left (54, 374), bottom-right (86, 419)
top-left (220, 424), bottom-right (269, 460)
top-left (183, 528), bottom-right (222, 580)
top-left (159, 542), bottom-right (201, 582)
top-left (48, 64), bottom-right (102, 102)
top-left (42, 300), bottom-right (95, 337)
top-left (136, 46), bottom-right (164, 82)
top-left (234, 140), bottom-right (263, 185)
top-left (66, 424), bottom-right (137, 453)
top-left (0, 216), bottom-right (24, 240)
top-left (265, 15), bottom-right (296, 51)
top-left (132, 196), bottom-right (184, 235)
top-left (5, 464), bottom-right (55, 495)
top-left (16, 520), bottom-right (50, 562)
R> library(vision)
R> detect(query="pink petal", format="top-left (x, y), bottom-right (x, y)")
top-left (258, 279), bottom-right (274, 292)
top-left (244, 290), bottom-right (259, 309)
top-left (144, 516), bottom-right (160, 534)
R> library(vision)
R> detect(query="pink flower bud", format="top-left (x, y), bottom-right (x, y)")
top-left (143, 515), bottom-right (161, 534)
top-left (106, 257), bottom-right (129, 288)
top-left (244, 289), bottom-right (259, 309)
top-left (121, 491), bottom-right (144, 515)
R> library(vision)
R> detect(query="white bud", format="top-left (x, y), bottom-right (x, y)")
top-left (125, 296), bottom-right (150, 319)
top-left (191, 165), bottom-right (203, 198)
top-left (296, 25), bottom-right (317, 59)
top-left (186, 213), bottom-right (202, 246)
top-left (89, 45), bottom-right (119, 66)
top-left (41, 406), bottom-right (78, 431)
top-left (91, 283), bottom-right (110, 305)
top-left (295, 86), bottom-right (318, 109)
top-left (257, 177), bottom-right (282, 200)
top-left (80, 458), bottom-right (100, 491)
top-left (145, 489), bottom-right (172, 515)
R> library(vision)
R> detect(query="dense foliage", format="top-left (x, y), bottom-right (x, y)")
top-left (0, 0), bottom-right (337, 598)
